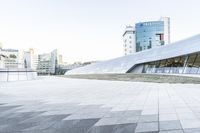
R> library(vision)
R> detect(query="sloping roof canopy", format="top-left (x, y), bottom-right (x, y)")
top-left (66, 34), bottom-right (200, 74)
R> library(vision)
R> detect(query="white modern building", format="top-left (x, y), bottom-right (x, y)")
top-left (123, 26), bottom-right (136, 55)
top-left (37, 49), bottom-right (58, 75)
top-left (160, 17), bottom-right (171, 45)
top-left (0, 48), bottom-right (19, 69)
top-left (66, 34), bottom-right (200, 75)
top-left (0, 47), bottom-right (38, 70)
top-left (29, 48), bottom-right (38, 70)
top-left (0, 47), bottom-right (37, 81)
top-left (0, 54), bottom-right (6, 68)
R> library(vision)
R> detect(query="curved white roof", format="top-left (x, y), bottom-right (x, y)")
top-left (66, 34), bottom-right (200, 74)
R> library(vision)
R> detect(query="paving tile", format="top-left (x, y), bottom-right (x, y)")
top-left (123, 110), bottom-right (142, 117)
top-left (104, 111), bottom-right (125, 118)
top-left (159, 130), bottom-right (184, 133)
top-left (159, 108), bottom-right (176, 114)
top-left (180, 119), bottom-right (200, 129)
top-left (94, 117), bottom-right (120, 126)
top-left (1, 77), bottom-right (200, 132)
top-left (117, 116), bottom-right (139, 124)
top-left (177, 113), bottom-right (197, 120)
top-left (112, 123), bottom-right (137, 133)
top-left (88, 125), bottom-right (116, 133)
top-left (184, 128), bottom-right (200, 133)
top-left (139, 114), bottom-right (158, 123)
top-left (159, 114), bottom-right (178, 121)
top-left (159, 120), bottom-right (182, 131)
top-left (142, 109), bottom-right (158, 115)
top-left (135, 122), bottom-right (158, 133)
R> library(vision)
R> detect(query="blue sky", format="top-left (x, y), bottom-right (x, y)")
top-left (0, 0), bottom-right (199, 62)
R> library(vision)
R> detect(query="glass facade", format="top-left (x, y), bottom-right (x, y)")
top-left (135, 53), bottom-right (200, 74)
top-left (136, 21), bottom-right (165, 52)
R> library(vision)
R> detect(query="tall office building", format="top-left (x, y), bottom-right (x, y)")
top-left (135, 17), bottom-right (170, 52)
top-left (123, 26), bottom-right (136, 55)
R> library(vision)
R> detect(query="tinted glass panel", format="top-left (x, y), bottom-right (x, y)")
top-left (185, 54), bottom-right (197, 73)
top-left (141, 53), bottom-right (200, 75)
top-left (190, 54), bottom-right (200, 74)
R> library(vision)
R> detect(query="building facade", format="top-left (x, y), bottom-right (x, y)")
top-left (66, 34), bottom-right (200, 75)
top-left (0, 47), bottom-right (38, 70)
top-left (135, 17), bottom-right (170, 52)
top-left (29, 48), bottom-right (38, 70)
top-left (139, 53), bottom-right (200, 74)
top-left (37, 49), bottom-right (58, 75)
top-left (123, 26), bottom-right (136, 55)
top-left (0, 48), bottom-right (19, 68)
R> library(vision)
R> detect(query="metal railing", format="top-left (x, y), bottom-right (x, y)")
top-left (0, 68), bottom-right (37, 82)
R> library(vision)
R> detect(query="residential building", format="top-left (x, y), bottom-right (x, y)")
top-left (123, 26), bottom-right (136, 55)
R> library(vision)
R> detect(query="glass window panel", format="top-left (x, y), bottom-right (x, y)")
top-left (164, 67), bottom-right (171, 73)
top-left (166, 58), bottom-right (173, 67)
top-left (198, 68), bottom-right (200, 74)
top-left (186, 54), bottom-right (197, 67)
top-left (185, 54), bottom-right (197, 73)
top-left (142, 64), bottom-right (149, 73)
top-left (190, 53), bottom-right (200, 74)
top-left (193, 54), bottom-right (200, 67)
top-left (155, 61), bottom-right (160, 68)
top-left (159, 60), bottom-right (167, 68)
top-left (190, 67), bottom-right (199, 74)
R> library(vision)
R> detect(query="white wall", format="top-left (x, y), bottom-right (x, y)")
top-left (123, 26), bottom-right (136, 56)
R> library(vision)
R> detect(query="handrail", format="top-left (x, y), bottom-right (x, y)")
top-left (0, 68), bottom-right (37, 82)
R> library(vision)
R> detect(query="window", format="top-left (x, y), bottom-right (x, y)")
top-left (190, 53), bottom-right (200, 74)
top-left (193, 54), bottom-right (200, 67)
top-left (159, 60), bottom-right (167, 68)
top-left (185, 54), bottom-right (197, 73)
top-left (186, 54), bottom-right (197, 67)
top-left (129, 36), bottom-right (132, 39)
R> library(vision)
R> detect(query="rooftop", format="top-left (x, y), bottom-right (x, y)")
top-left (66, 34), bottom-right (200, 74)
top-left (1, 76), bottom-right (200, 132)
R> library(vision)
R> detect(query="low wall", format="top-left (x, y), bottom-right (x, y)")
top-left (0, 69), bottom-right (37, 82)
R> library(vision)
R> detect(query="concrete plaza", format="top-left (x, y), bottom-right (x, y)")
top-left (1, 76), bottom-right (200, 133)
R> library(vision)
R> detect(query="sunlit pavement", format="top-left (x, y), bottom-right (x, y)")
top-left (1, 76), bottom-right (200, 133)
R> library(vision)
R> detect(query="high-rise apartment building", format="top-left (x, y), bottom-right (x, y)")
top-left (123, 26), bottom-right (136, 55)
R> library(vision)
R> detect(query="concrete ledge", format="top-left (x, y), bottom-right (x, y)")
top-left (61, 73), bottom-right (200, 84)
